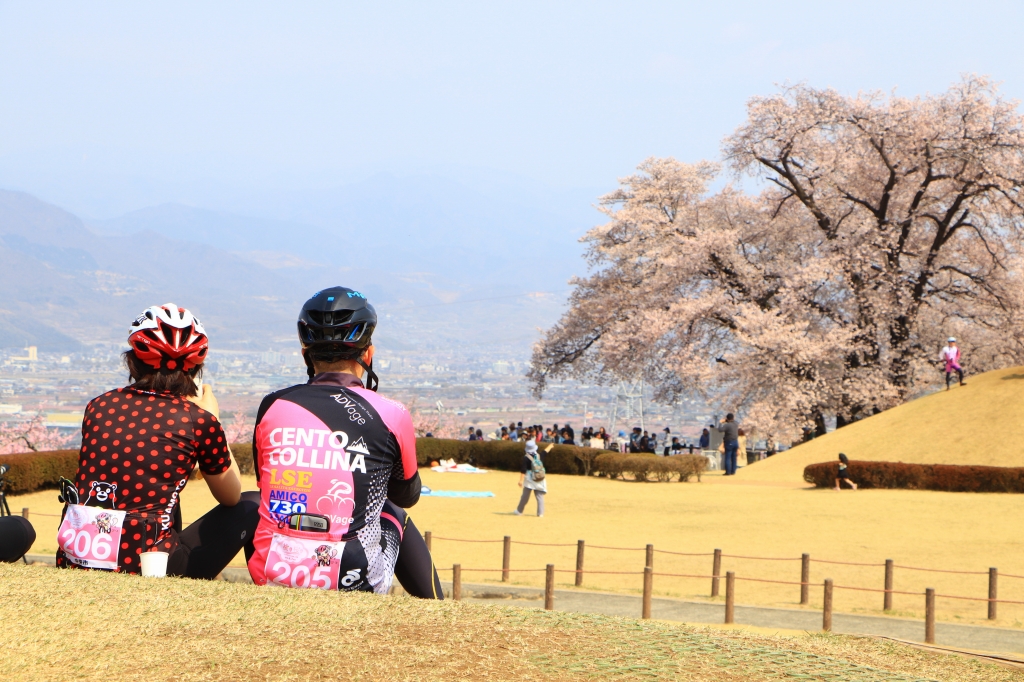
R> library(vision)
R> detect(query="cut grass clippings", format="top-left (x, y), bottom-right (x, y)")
top-left (0, 563), bottom-right (1015, 682)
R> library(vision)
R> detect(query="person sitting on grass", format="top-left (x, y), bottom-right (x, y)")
top-left (56, 303), bottom-right (259, 576)
top-left (247, 287), bottom-right (442, 598)
top-left (834, 453), bottom-right (858, 491)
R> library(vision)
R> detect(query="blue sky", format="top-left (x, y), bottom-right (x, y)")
top-left (1, 1), bottom-right (1023, 217)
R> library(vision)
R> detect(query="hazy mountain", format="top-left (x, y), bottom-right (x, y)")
top-left (89, 171), bottom-right (600, 293)
top-left (0, 186), bottom-right (576, 354)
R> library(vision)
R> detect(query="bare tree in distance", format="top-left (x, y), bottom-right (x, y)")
top-left (530, 76), bottom-right (1024, 441)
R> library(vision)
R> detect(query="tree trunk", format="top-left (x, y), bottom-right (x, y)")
top-left (814, 413), bottom-right (828, 438)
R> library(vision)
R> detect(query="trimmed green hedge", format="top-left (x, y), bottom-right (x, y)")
top-left (415, 438), bottom-right (584, 475)
top-left (804, 460), bottom-right (1024, 493)
top-left (0, 450), bottom-right (79, 495)
top-left (594, 452), bottom-right (707, 482)
top-left (230, 443), bottom-right (255, 475)
top-left (0, 445), bottom-right (256, 493)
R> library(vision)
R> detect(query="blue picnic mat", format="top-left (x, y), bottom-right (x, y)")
top-left (421, 488), bottom-right (495, 498)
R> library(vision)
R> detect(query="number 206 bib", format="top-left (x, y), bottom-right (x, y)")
top-left (265, 533), bottom-right (346, 590)
top-left (58, 505), bottom-right (127, 570)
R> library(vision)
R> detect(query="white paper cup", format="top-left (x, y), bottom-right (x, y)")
top-left (140, 551), bottom-right (169, 578)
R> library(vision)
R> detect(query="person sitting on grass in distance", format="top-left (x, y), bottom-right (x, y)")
top-left (834, 453), bottom-right (858, 491)
top-left (247, 287), bottom-right (442, 598)
top-left (56, 303), bottom-right (259, 577)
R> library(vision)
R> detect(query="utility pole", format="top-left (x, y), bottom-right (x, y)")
top-left (610, 380), bottom-right (644, 434)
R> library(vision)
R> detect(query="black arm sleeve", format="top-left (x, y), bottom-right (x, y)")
top-left (388, 470), bottom-right (421, 508)
top-left (386, 431), bottom-right (421, 508)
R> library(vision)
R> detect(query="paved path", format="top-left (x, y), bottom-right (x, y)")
top-left (24, 555), bottom-right (1024, 656)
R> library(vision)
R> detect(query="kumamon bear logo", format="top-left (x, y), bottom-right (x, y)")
top-left (85, 481), bottom-right (118, 509)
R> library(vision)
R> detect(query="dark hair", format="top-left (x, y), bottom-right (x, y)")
top-left (122, 349), bottom-right (202, 398)
top-left (839, 453), bottom-right (849, 464)
top-left (726, 413), bottom-right (734, 420)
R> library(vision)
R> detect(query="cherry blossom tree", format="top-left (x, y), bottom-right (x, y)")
top-left (223, 412), bottom-right (252, 444)
top-left (531, 76), bottom-right (1024, 439)
top-left (0, 415), bottom-right (76, 455)
top-left (408, 401), bottom-right (462, 439)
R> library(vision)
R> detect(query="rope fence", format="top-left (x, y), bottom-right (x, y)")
top-left (810, 558), bottom-right (885, 567)
top-left (437, 559), bottom-right (997, 646)
top-left (423, 530), bottom-right (1024, 632)
top-left (18, 504), bottom-right (1024, 640)
top-left (652, 549), bottom-right (715, 557)
top-left (893, 564), bottom-right (989, 575)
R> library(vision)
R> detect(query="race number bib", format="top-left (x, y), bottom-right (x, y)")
top-left (57, 505), bottom-right (127, 570)
top-left (265, 533), bottom-right (345, 590)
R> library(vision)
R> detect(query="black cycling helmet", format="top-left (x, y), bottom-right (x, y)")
top-left (297, 286), bottom-right (378, 390)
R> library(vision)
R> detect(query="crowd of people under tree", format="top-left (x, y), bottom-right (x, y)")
top-left (466, 421), bottom-right (736, 456)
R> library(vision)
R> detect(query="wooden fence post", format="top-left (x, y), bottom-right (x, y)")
top-left (502, 536), bottom-right (511, 583)
top-left (711, 548), bottom-right (722, 597)
top-left (642, 566), bottom-right (653, 619)
top-left (989, 568), bottom-right (998, 621)
top-left (575, 540), bottom-right (585, 587)
top-left (925, 588), bottom-right (935, 644)
top-left (424, 530), bottom-right (432, 552)
top-left (800, 553), bottom-right (810, 605)
top-left (884, 559), bottom-right (894, 611)
top-left (545, 564), bottom-right (555, 610)
top-left (452, 564), bottom-right (461, 601)
top-left (21, 507), bottom-right (29, 520)
top-left (724, 571), bottom-right (735, 624)
top-left (823, 579), bottom-right (833, 632)
top-left (645, 544), bottom-right (654, 570)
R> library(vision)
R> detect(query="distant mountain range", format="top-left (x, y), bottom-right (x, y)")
top-left (0, 173), bottom-right (600, 354)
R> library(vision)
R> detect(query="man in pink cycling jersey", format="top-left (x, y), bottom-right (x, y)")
top-left (248, 287), bottom-right (442, 597)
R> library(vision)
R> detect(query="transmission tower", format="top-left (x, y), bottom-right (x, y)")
top-left (609, 379), bottom-right (644, 434)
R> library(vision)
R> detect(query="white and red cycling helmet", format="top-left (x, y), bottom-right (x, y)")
top-left (127, 303), bottom-right (209, 372)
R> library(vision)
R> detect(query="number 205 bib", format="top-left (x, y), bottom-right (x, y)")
top-left (58, 505), bottom-right (127, 570)
top-left (265, 533), bottom-right (346, 590)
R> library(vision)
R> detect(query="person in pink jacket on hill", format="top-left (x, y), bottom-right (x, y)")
top-left (940, 337), bottom-right (966, 391)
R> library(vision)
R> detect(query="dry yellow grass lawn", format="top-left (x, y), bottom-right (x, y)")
top-left (739, 365), bottom-right (1024, 484)
top-left (15, 467), bottom-right (1024, 629)
top-left (0, 562), bottom-right (1015, 682)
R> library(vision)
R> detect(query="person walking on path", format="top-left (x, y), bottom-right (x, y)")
top-left (514, 440), bottom-right (547, 517)
top-left (834, 453), bottom-right (858, 491)
top-left (717, 414), bottom-right (740, 476)
top-left (940, 337), bottom-right (966, 390)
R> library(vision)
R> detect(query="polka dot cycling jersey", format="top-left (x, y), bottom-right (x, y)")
top-left (55, 387), bottom-right (230, 573)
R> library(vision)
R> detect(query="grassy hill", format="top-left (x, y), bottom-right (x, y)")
top-left (0, 563), bottom-right (1013, 681)
top-left (738, 366), bottom-right (1024, 484)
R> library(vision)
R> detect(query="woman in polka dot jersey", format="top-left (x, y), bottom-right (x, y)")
top-left (56, 304), bottom-right (260, 577)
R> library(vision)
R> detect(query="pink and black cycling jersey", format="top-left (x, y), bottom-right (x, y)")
top-left (248, 372), bottom-right (420, 593)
